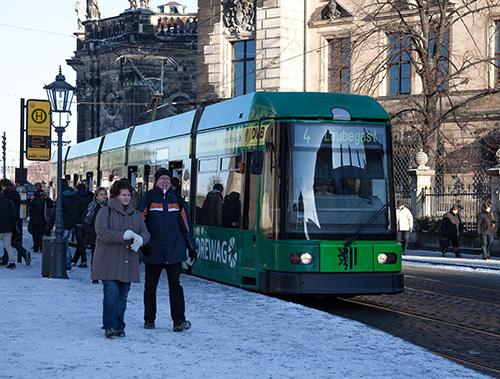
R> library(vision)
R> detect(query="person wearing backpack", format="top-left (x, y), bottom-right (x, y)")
top-left (136, 168), bottom-right (197, 332)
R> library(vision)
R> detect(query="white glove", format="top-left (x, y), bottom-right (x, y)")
top-left (131, 234), bottom-right (143, 252)
top-left (123, 230), bottom-right (135, 240)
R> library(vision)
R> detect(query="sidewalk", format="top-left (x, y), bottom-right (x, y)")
top-left (404, 249), bottom-right (500, 272)
top-left (0, 231), bottom-right (491, 378)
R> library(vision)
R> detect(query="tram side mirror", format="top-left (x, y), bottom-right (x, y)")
top-left (251, 151), bottom-right (263, 175)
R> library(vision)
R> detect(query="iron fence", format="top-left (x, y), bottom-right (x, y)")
top-left (416, 186), bottom-right (491, 231)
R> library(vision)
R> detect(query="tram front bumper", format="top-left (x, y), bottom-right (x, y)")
top-left (258, 270), bottom-right (404, 295)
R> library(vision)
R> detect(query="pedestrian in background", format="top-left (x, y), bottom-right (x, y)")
top-left (0, 179), bottom-right (30, 266)
top-left (477, 202), bottom-right (495, 260)
top-left (71, 183), bottom-right (92, 268)
top-left (82, 187), bottom-right (108, 283)
top-left (27, 190), bottom-right (46, 253)
top-left (60, 179), bottom-right (79, 270)
top-left (396, 200), bottom-right (413, 256)
top-left (42, 192), bottom-right (54, 236)
top-left (91, 179), bottom-right (149, 339)
top-left (0, 190), bottom-right (18, 268)
top-left (136, 168), bottom-right (197, 332)
top-left (440, 205), bottom-right (463, 258)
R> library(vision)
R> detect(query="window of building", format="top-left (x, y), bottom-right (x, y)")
top-left (232, 40), bottom-right (256, 97)
top-left (430, 29), bottom-right (449, 91)
top-left (388, 33), bottom-right (411, 94)
top-left (328, 38), bottom-right (351, 93)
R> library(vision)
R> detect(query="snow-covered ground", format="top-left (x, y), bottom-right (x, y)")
top-left (0, 240), bottom-right (490, 378)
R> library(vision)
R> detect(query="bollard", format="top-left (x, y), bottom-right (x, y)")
top-left (41, 236), bottom-right (54, 277)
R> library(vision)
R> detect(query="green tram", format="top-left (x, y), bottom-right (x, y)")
top-left (52, 92), bottom-right (404, 295)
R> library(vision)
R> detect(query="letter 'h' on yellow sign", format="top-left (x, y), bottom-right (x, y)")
top-left (26, 99), bottom-right (51, 161)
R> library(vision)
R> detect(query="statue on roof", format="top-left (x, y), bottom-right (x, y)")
top-left (140, 0), bottom-right (151, 9)
top-left (75, 0), bottom-right (86, 30)
top-left (86, 0), bottom-right (100, 20)
top-left (129, 0), bottom-right (139, 10)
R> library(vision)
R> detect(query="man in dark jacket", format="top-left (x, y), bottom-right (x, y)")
top-left (61, 179), bottom-right (79, 269)
top-left (0, 179), bottom-right (30, 266)
top-left (27, 191), bottom-right (46, 253)
top-left (71, 183), bottom-right (92, 267)
top-left (440, 204), bottom-right (463, 258)
top-left (136, 168), bottom-right (197, 332)
top-left (202, 183), bottom-right (223, 226)
top-left (477, 203), bottom-right (495, 260)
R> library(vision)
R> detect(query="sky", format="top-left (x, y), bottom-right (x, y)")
top-left (0, 0), bottom-right (198, 167)
top-left (0, 234), bottom-right (492, 378)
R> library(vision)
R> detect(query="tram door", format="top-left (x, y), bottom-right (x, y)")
top-left (240, 152), bottom-right (260, 289)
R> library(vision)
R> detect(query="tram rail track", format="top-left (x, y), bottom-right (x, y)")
top-left (339, 297), bottom-right (500, 377)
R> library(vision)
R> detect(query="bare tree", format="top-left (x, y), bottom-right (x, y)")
top-left (346, 0), bottom-right (500, 175)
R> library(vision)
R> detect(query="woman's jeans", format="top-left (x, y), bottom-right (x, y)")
top-left (102, 280), bottom-right (131, 331)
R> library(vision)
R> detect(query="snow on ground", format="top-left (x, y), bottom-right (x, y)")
top-left (0, 239), bottom-right (490, 378)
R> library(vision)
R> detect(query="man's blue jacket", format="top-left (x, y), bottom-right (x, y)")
top-left (136, 184), bottom-right (196, 265)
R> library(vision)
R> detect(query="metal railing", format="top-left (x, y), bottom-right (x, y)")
top-left (416, 186), bottom-right (491, 231)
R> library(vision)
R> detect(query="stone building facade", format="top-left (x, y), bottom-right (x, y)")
top-left (68, 3), bottom-right (198, 142)
top-left (196, 0), bottom-right (500, 191)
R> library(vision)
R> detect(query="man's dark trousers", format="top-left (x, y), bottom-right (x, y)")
top-left (144, 262), bottom-right (185, 326)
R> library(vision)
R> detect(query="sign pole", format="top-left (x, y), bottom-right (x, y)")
top-left (19, 98), bottom-right (25, 185)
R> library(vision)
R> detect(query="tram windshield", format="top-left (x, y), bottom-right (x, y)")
top-left (261, 122), bottom-right (392, 240)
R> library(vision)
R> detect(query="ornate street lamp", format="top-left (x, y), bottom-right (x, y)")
top-left (44, 66), bottom-right (75, 279)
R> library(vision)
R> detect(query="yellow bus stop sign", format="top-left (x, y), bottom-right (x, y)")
top-left (26, 99), bottom-right (51, 161)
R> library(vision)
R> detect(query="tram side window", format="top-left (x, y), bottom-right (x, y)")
top-left (195, 158), bottom-right (218, 225)
top-left (195, 155), bottom-right (244, 228)
top-left (220, 155), bottom-right (243, 228)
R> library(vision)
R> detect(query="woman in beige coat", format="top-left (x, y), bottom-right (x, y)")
top-left (91, 179), bottom-right (150, 339)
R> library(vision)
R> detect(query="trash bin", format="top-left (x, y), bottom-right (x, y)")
top-left (42, 236), bottom-right (54, 277)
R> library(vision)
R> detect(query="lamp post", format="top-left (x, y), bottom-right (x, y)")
top-left (44, 66), bottom-right (75, 279)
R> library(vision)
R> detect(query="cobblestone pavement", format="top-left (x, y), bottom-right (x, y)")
top-left (297, 260), bottom-right (500, 378)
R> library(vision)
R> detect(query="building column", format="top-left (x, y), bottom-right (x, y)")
top-left (407, 150), bottom-right (435, 218)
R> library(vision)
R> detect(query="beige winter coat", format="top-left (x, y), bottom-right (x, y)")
top-left (396, 206), bottom-right (414, 232)
top-left (91, 197), bottom-right (150, 283)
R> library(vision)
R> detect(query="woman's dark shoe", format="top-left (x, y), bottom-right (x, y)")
top-left (78, 262), bottom-right (88, 268)
top-left (105, 329), bottom-right (117, 339)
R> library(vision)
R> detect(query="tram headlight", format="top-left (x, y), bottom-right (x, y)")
top-left (377, 253), bottom-right (398, 265)
top-left (289, 253), bottom-right (314, 265)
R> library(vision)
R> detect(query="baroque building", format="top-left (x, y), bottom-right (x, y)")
top-left (197, 0), bottom-right (500, 190)
top-left (68, 1), bottom-right (198, 142)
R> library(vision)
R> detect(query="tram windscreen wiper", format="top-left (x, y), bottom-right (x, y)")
top-left (343, 202), bottom-right (390, 248)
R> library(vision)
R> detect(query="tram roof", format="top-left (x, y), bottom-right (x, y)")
top-left (197, 92), bottom-right (390, 131)
top-left (101, 128), bottom-right (130, 152)
top-left (51, 145), bottom-right (70, 163)
top-left (130, 110), bottom-right (196, 146)
top-left (66, 136), bottom-right (103, 159)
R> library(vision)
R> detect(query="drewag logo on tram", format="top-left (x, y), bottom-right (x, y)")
top-left (196, 236), bottom-right (238, 268)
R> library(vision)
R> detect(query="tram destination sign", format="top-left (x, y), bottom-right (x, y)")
top-left (26, 99), bottom-right (51, 161)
